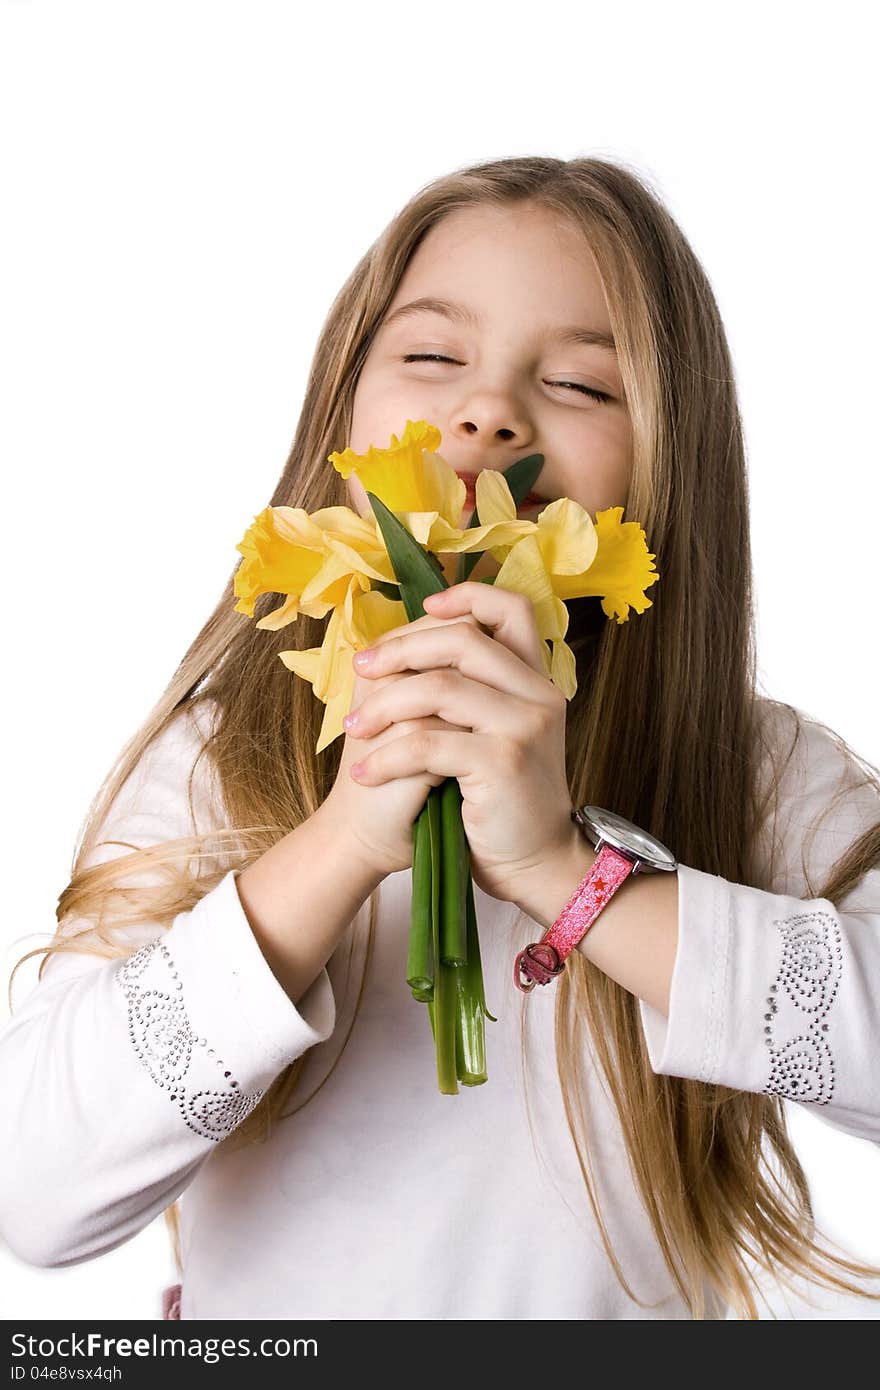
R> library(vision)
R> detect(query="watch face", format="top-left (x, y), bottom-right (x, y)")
top-left (574, 806), bottom-right (677, 871)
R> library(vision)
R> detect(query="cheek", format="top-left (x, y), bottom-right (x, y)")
top-left (349, 367), bottom-right (378, 453)
top-left (561, 414), bottom-right (633, 515)
top-left (613, 416), bottom-right (634, 496)
top-left (349, 366), bottom-right (409, 455)
top-left (347, 473), bottom-right (370, 518)
top-left (594, 410), bottom-right (632, 490)
top-left (351, 360), bottom-right (441, 458)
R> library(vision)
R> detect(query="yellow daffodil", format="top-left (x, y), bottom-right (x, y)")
top-left (328, 419), bottom-right (460, 525)
top-left (470, 489), bottom-right (658, 697)
top-left (328, 418), bottom-right (528, 555)
top-left (553, 505), bottom-right (659, 623)
top-left (235, 420), bottom-right (658, 740)
top-left (457, 477), bottom-right (599, 698)
top-left (418, 470), bottom-right (659, 698)
top-left (233, 504), bottom-right (397, 629)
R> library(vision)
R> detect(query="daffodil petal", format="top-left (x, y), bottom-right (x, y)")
top-left (550, 639), bottom-right (578, 700)
top-left (535, 499), bottom-right (599, 575)
top-left (299, 553), bottom-right (370, 609)
top-left (321, 535), bottom-right (397, 585)
top-left (493, 534), bottom-right (567, 641)
top-left (279, 647), bottom-right (321, 682)
top-left (473, 469), bottom-right (517, 524)
top-left (316, 686), bottom-right (351, 755)
top-left (427, 514), bottom-right (536, 553)
top-left (256, 596), bottom-right (302, 631)
top-left (307, 506), bottom-right (384, 542)
top-left (352, 588), bottom-right (408, 644)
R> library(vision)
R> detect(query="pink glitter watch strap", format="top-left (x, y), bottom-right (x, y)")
top-left (514, 843), bottom-right (636, 992)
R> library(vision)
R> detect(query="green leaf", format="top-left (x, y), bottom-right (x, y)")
top-left (367, 493), bottom-right (449, 616)
top-left (499, 452), bottom-right (546, 507)
top-left (371, 580), bottom-right (402, 602)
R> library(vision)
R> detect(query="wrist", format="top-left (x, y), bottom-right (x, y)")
top-left (313, 797), bottom-right (389, 893)
top-left (510, 823), bottom-right (597, 930)
top-left (236, 806), bottom-right (383, 1006)
top-left (512, 806), bottom-right (679, 998)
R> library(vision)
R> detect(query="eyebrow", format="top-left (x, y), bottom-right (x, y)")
top-left (380, 296), bottom-right (618, 354)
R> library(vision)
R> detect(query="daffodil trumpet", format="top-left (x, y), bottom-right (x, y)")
top-left (233, 419), bottom-right (659, 1095)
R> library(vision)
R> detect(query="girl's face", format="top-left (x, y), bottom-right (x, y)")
top-left (347, 202), bottom-right (632, 582)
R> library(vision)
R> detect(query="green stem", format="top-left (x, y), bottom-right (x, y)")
top-left (438, 778), bottom-right (467, 965)
top-left (454, 872), bottom-right (497, 1084)
top-left (468, 869), bottom-right (498, 1026)
top-left (406, 804), bottom-right (434, 994)
top-left (428, 788), bottom-right (458, 1094)
top-left (455, 506), bottom-right (481, 583)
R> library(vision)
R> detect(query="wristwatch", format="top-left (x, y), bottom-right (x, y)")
top-left (513, 806), bottom-right (678, 993)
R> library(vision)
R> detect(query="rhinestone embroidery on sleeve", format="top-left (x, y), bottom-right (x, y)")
top-left (114, 939), bottom-right (264, 1141)
top-left (762, 910), bottom-right (843, 1105)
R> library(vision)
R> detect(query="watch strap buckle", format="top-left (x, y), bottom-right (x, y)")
top-left (514, 942), bottom-right (564, 993)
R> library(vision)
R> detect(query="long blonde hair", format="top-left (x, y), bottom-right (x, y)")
top-left (11, 154), bottom-right (880, 1319)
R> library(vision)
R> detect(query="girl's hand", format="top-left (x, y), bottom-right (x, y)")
top-left (340, 582), bottom-right (577, 903)
top-left (326, 610), bottom-right (487, 877)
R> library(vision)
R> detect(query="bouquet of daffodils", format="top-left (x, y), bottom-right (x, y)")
top-left (233, 420), bottom-right (659, 1094)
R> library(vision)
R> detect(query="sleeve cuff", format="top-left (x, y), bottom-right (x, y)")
top-left (637, 863), bottom-right (782, 1094)
top-left (155, 867), bottom-right (337, 1094)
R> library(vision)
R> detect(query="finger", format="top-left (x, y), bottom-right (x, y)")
top-left (364, 610), bottom-right (486, 649)
top-left (351, 727), bottom-right (486, 786)
top-left (345, 668), bottom-right (543, 742)
top-left (353, 621), bottom-right (558, 710)
top-left (422, 581), bottom-right (549, 677)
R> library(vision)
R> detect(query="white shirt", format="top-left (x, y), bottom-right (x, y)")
top-left (1, 698), bottom-right (878, 1320)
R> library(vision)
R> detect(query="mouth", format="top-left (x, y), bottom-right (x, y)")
top-left (455, 471), bottom-right (546, 512)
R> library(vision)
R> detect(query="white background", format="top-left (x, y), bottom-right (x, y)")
top-left (1, 0), bottom-right (878, 1321)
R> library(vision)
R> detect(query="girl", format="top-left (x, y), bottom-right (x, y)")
top-left (3, 155), bottom-right (880, 1322)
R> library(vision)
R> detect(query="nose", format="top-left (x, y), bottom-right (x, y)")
top-left (461, 419), bottom-right (515, 439)
top-left (452, 351), bottom-right (539, 427)
top-left (452, 390), bottom-right (534, 452)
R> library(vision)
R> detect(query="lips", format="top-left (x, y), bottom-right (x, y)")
top-left (455, 471), bottom-right (545, 509)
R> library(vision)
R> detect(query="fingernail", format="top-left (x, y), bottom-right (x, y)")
top-left (351, 761), bottom-right (365, 778)
top-left (343, 712), bottom-right (359, 730)
top-left (353, 649), bottom-right (374, 668)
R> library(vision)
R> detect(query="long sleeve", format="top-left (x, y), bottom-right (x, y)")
top-left (638, 706), bottom-right (880, 1144)
top-left (0, 702), bottom-right (337, 1268)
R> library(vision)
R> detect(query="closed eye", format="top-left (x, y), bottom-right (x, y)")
top-left (550, 380), bottom-right (610, 403)
top-left (401, 354), bottom-right (610, 403)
